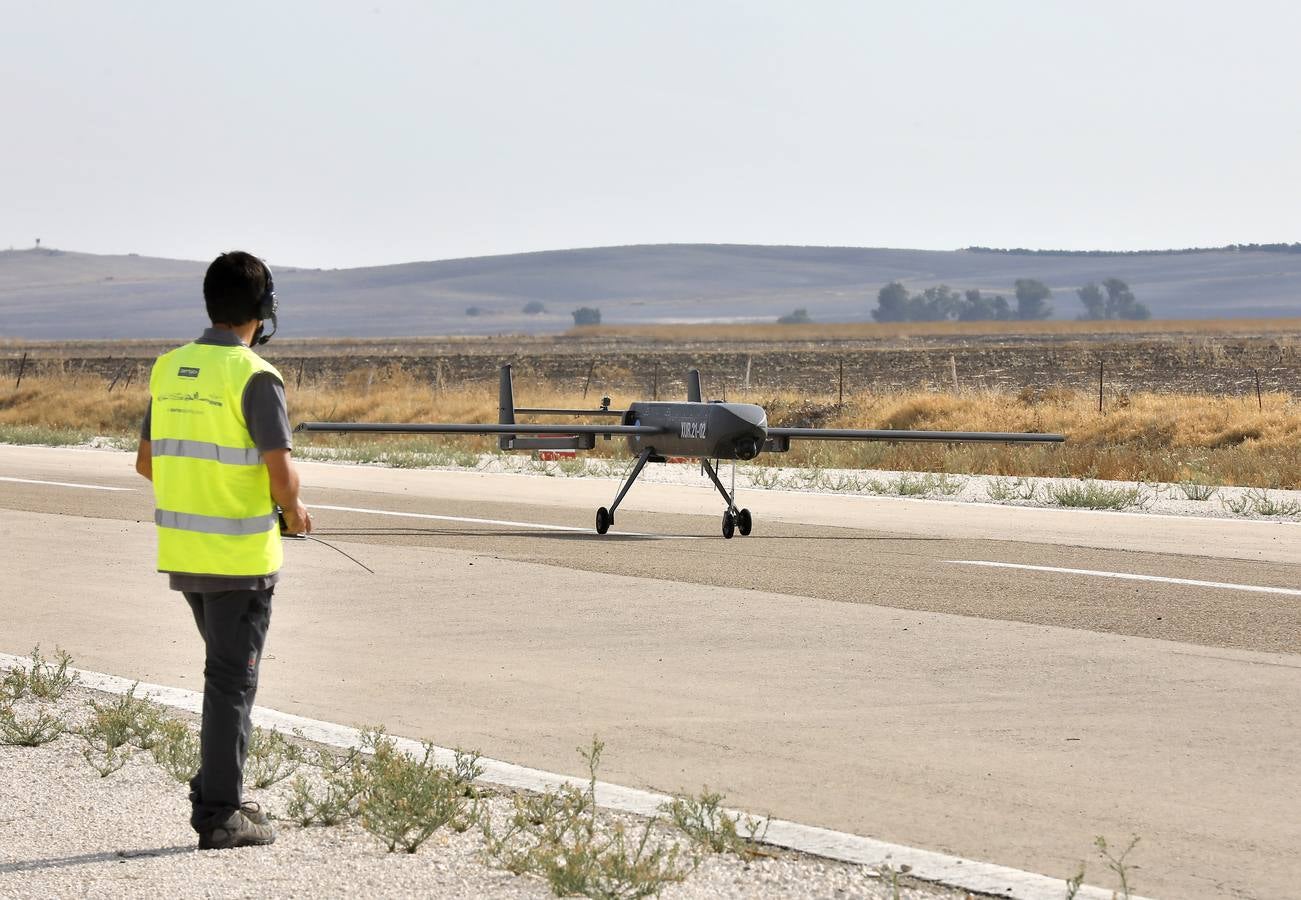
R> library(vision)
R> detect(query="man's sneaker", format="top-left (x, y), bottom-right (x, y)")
top-left (198, 810), bottom-right (276, 850)
top-left (240, 801), bottom-right (270, 826)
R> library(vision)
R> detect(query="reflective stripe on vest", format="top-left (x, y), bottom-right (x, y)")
top-left (155, 509), bottom-right (278, 536)
top-left (151, 438), bottom-right (263, 466)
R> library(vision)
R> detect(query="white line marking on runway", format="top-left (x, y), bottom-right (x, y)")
top-left (948, 560), bottom-right (1301, 597)
top-left (311, 503), bottom-right (697, 539)
top-left (0, 653), bottom-right (1137, 900)
top-left (0, 475), bottom-right (133, 492)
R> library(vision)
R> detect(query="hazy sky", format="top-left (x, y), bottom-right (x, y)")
top-left (4, 0), bottom-right (1299, 268)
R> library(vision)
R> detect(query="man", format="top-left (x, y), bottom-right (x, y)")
top-left (135, 250), bottom-right (311, 849)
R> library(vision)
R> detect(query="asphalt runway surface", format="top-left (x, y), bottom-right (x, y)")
top-left (3, 444), bottom-right (1298, 899)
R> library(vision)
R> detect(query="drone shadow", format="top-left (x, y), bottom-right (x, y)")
top-left (314, 528), bottom-right (671, 542)
top-left (312, 528), bottom-right (942, 543)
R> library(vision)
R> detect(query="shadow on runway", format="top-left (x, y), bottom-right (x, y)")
top-left (311, 528), bottom-right (674, 542)
top-left (310, 528), bottom-right (944, 544)
top-left (0, 845), bottom-right (193, 874)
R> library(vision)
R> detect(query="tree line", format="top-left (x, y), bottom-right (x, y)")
top-left (871, 277), bottom-right (1149, 322)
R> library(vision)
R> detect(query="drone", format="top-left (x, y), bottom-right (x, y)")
top-left (298, 365), bottom-right (1064, 538)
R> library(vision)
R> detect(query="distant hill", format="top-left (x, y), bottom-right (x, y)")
top-left (1, 243), bottom-right (1299, 340)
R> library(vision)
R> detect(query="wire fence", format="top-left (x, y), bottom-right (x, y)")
top-left (5, 344), bottom-right (1300, 401)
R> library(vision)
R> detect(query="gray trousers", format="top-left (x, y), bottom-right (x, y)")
top-left (183, 588), bottom-right (273, 832)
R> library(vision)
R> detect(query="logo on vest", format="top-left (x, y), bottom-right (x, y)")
top-left (178, 367), bottom-right (201, 378)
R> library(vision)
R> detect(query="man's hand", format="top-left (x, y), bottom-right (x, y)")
top-left (281, 502), bottom-right (312, 535)
top-left (135, 439), bottom-right (152, 481)
top-left (264, 448), bottom-right (310, 534)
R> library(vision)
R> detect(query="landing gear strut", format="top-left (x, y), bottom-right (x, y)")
top-left (594, 448), bottom-right (654, 535)
top-left (702, 459), bottom-right (752, 540)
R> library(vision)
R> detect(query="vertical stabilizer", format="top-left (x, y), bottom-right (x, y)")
top-left (498, 365), bottom-right (516, 450)
top-left (687, 369), bottom-right (702, 403)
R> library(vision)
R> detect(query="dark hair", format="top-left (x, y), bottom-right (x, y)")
top-left (203, 251), bottom-right (269, 326)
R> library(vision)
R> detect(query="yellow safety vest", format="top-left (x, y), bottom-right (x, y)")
top-left (149, 342), bottom-right (284, 577)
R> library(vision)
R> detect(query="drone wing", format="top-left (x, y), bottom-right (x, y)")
top-left (295, 420), bottom-right (667, 452)
top-left (764, 427), bottom-right (1064, 452)
top-left (297, 422), bottom-right (663, 436)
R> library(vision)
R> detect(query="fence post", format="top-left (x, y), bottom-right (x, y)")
top-left (653, 361), bottom-right (659, 401)
top-left (838, 358), bottom-right (844, 407)
top-left (582, 359), bottom-right (596, 399)
top-left (1098, 360), bottom-right (1104, 412)
top-left (744, 355), bottom-right (752, 392)
top-left (107, 363), bottom-right (128, 393)
top-left (1255, 369), bottom-right (1263, 411)
top-left (296, 359), bottom-right (305, 390)
top-left (949, 354), bottom-right (959, 393)
top-left (14, 352), bottom-right (27, 388)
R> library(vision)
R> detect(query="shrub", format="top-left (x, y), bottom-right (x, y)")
top-left (483, 738), bottom-right (689, 898)
top-left (2, 646), bottom-right (77, 702)
top-left (1049, 482), bottom-right (1145, 510)
top-left (287, 747), bottom-right (369, 826)
top-left (571, 307), bottom-right (602, 326)
top-left (152, 718), bottom-right (201, 783)
top-left (0, 706), bottom-right (66, 747)
top-left (245, 726), bottom-right (304, 789)
top-left (661, 789), bottom-right (769, 857)
top-left (358, 732), bottom-right (482, 853)
top-left (79, 684), bottom-right (167, 777)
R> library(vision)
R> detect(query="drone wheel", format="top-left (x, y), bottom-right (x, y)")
top-left (596, 507), bottom-right (611, 535)
top-left (721, 509), bottom-right (736, 540)
top-left (737, 508), bottom-right (752, 536)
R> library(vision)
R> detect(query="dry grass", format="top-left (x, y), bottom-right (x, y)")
top-left (2, 366), bottom-right (1299, 488)
top-left (571, 317), bottom-right (1301, 343)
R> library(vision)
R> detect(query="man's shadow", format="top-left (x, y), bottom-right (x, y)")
top-left (0, 845), bottom-right (193, 874)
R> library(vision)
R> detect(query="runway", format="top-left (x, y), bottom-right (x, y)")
top-left (2, 443), bottom-right (1298, 898)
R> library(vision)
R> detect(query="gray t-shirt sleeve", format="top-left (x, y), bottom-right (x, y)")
top-left (242, 372), bottom-right (293, 453)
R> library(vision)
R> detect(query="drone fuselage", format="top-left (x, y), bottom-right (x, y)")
top-left (622, 401), bottom-right (768, 460)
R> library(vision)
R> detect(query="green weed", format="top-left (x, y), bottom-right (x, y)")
top-left (79, 684), bottom-right (166, 777)
top-left (245, 726), bottom-right (304, 789)
top-left (785, 467), bottom-right (823, 490)
top-left (286, 747), bottom-right (369, 826)
top-left (1049, 482), bottom-right (1146, 510)
top-left (558, 456), bottom-right (588, 477)
top-left (0, 706), bottom-right (67, 747)
top-left (986, 477), bottom-right (1040, 502)
top-left (1223, 488), bottom-right (1301, 517)
top-left (820, 472), bottom-right (864, 493)
top-left (83, 684), bottom-right (166, 751)
top-left (1064, 863), bottom-right (1086, 899)
top-left (746, 466), bottom-right (783, 489)
top-left (358, 732), bottom-right (483, 853)
top-left (1095, 834), bottom-right (1140, 900)
top-left (661, 789), bottom-right (770, 857)
top-left (483, 737), bottom-right (689, 898)
top-left (0, 424), bottom-right (96, 447)
top-left (151, 718), bottom-right (201, 783)
top-left (1177, 481), bottom-right (1218, 501)
top-left (2, 646), bottom-right (78, 702)
top-left (874, 861), bottom-right (913, 900)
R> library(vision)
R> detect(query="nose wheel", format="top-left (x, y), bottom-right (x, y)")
top-left (720, 507), bottom-right (752, 539)
top-left (596, 506), bottom-right (612, 535)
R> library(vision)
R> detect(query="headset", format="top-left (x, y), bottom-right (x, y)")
top-left (251, 262), bottom-right (278, 345)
